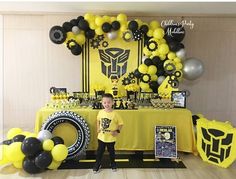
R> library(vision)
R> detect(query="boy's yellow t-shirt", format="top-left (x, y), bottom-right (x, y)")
top-left (97, 110), bottom-right (123, 143)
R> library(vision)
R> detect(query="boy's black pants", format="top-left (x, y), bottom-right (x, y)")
top-left (95, 139), bottom-right (116, 166)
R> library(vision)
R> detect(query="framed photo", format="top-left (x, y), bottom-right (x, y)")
top-left (155, 126), bottom-right (177, 158)
top-left (171, 91), bottom-right (186, 108)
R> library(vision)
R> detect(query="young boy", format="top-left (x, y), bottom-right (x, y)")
top-left (93, 93), bottom-right (123, 173)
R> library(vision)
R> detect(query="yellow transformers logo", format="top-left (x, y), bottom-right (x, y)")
top-left (197, 118), bottom-right (236, 168)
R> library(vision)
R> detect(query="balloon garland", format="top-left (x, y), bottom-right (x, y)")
top-left (0, 128), bottom-right (68, 174)
top-left (49, 13), bottom-right (204, 97)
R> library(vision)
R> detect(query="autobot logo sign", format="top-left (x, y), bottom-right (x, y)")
top-left (98, 48), bottom-right (130, 79)
top-left (201, 127), bottom-right (234, 165)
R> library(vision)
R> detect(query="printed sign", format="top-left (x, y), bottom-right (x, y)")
top-left (155, 126), bottom-right (177, 158)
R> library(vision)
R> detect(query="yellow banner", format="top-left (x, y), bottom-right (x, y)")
top-left (83, 35), bottom-right (142, 97)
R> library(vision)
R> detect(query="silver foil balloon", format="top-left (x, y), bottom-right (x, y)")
top-left (183, 57), bottom-right (204, 80)
top-left (157, 76), bottom-right (166, 85)
top-left (176, 48), bottom-right (186, 60)
top-left (107, 31), bottom-right (118, 40)
top-left (72, 26), bottom-right (80, 35)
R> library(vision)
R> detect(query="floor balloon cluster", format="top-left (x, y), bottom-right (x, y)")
top-left (0, 128), bottom-right (68, 174)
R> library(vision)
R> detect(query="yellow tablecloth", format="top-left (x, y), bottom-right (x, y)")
top-left (35, 107), bottom-right (197, 154)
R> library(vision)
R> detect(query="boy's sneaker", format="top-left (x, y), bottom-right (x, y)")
top-left (93, 164), bottom-right (101, 174)
top-left (111, 163), bottom-right (117, 172)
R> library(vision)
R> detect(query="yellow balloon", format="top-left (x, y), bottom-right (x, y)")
top-left (152, 50), bottom-right (160, 56)
top-left (140, 82), bottom-right (150, 91)
top-left (95, 27), bottom-right (104, 35)
top-left (89, 22), bottom-right (97, 30)
top-left (160, 54), bottom-right (166, 60)
top-left (95, 16), bottom-right (104, 27)
top-left (103, 15), bottom-right (111, 23)
top-left (20, 131), bottom-right (31, 136)
top-left (66, 32), bottom-right (75, 40)
top-left (7, 128), bottom-right (23, 139)
top-left (13, 160), bottom-right (23, 169)
top-left (176, 63), bottom-right (183, 70)
top-left (6, 142), bottom-right (25, 162)
top-left (110, 17), bottom-right (117, 22)
top-left (47, 159), bottom-right (62, 170)
top-left (120, 24), bottom-right (128, 32)
top-left (151, 75), bottom-right (158, 81)
top-left (75, 34), bottom-right (86, 45)
top-left (150, 20), bottom-right (160, 30)
top-left (0, 145), bottom-right (10, 166)
top-left (148, 65), bottom-right (157, 75)
top-left (143, 47), bottom-right (152, 56)
top-left (43, 139), bottom-right (55, 151)
top-left (147, 29), bottom-right (153, 37)
top-left (117, 13), bottom-right (127, 22)
top-left (167, 52), bottom-right (176, 60)
top-left (159, 44), bottom-right (169, 55)
top-left (51, 144), bottom-right (68, 162)
top-left (138, 64), bottom-right (148, 74)
top-left (153, 28), bottom-right (164, 39)
top-left (84, 13), bottom-right (94, 21)
top-left (173, 57), bottom-right (181, 63)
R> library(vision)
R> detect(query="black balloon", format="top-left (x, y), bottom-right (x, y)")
top-left (77, 16), bottom-right (84, 23)
top-left (164, 24), bottom-right (185, 42)
top-left (168, 41), bottom-right (182, 52)
top-left (128, 20), bottom-right (138, 31)
top-left (49, 26), bottom-right (67, 44)
top-left (23, 156), bottom-right (42, 174)
top-left (85, 29), bottom-right (95, 39)
top-left (144, 58), bottom-right (153, 66)
top-left (21, 137), bottom-right (42, 157)
top-left (71, 44), bottom-right (82, 56)
top-left (13, 134), bottom-right (26, 142)
top-left (62, 22), bottom-right (73, 32)
top-left (51, 136), bottom-right (64, 145)
top-left (152, 56), bottom-right (161, 66)
top-left (1, 139), bottom-right (13, 145)
top-left (35, 151), bottom-right (53, 169)
top-left (133, 69), bottom-right (142, 78)
top-left (102, 22), bottom-right (112, 33)
top-left (78, 19), bottom-right (89, 31)
top-left (70, 19), bottom-right (79, 26)
top-left (149, 81), bottom-right (159, 92)
top-left (140, 25), bottom-right (149, 34)
top-left (111, 21), bottom-right (120, 30)
top-left (156, 69), bottom-right (166, 76)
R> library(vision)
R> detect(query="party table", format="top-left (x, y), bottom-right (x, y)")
top-left (35, 107), bottom-right (197, 154)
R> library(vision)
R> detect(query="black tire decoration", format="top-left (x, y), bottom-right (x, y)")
top-left (49, 26), bottom-right (66, 44)
top-left (41, 111), bottom-right (90, 160)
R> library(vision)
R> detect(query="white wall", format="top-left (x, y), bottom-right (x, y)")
top-left (2, 14), bottom-right (236, 132)
top-left (3, 15), bottom-right (82, 131)
top-left (0, 15), bottom-right (3, 142)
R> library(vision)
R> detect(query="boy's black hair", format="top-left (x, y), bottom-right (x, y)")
top-left (102, 93), bottom-right (114, 100)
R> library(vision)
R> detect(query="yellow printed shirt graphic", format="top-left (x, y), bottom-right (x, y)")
top-left (97, 110), bottom-right (123, 143)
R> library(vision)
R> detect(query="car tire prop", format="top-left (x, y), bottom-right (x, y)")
top-left (41, 111), bottom-right (90, 160)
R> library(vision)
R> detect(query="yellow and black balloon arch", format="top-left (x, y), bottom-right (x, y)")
top-left (49, 13), bottom-right (189, 94)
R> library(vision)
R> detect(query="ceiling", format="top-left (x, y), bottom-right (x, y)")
top-left (0, 1), bottom-right (236, 17)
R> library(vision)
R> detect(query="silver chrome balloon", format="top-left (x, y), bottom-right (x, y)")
top-left (176, 48), bottom-right (186, 60)
top-left (183, 57), bottom-right (204, 80)
top-left (107, 31), bottom-right (118, 40)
